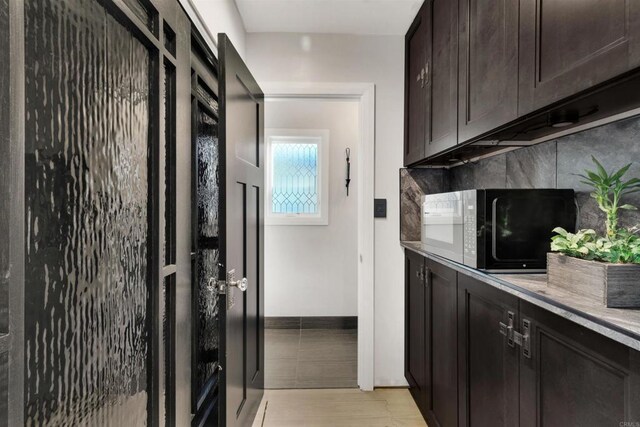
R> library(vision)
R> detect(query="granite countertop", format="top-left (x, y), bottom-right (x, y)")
top-left (401, 241), bottom-right (640, 352)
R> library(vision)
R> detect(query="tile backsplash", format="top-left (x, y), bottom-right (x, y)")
top-left (399, 168), bottom-right (448, 241)
top-left (401, 115), bottom-right (640, 240)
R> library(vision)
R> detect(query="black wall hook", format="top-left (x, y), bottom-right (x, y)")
top-left (345, 148), bottom-right (351, 196)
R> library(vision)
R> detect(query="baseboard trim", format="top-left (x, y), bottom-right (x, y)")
top-left (265, 316), bottom-right (358, 330)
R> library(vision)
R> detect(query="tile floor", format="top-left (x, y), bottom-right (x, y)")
top-left (265, 328), bottom-right (357, 389)
top-left (251, 388), bottom-right (428, 427)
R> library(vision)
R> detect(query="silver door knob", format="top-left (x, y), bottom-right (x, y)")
top-left (229, 277), bottom-right (248, 292)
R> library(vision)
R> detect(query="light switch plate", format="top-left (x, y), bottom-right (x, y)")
top-left (374, 199), bottom-right (387, 218)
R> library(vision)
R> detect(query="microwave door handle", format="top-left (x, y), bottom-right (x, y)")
top-left (491, 199), bottom-right (499, 261)
top-left (573, 197), bottom-right (580, 232)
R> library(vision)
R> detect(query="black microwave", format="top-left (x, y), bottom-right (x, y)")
top-left (421, 189), bottom-right (577, 272)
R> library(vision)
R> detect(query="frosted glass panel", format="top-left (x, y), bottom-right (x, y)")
top-left (271, 142), bottom-right (319, 214)
top-left (196, 249), bottom-right (220, 387)
top-left (195, 105), bottom-right (220, 393)
top-left (24, 0), bottom-right (150, 424)
top-left (197, 109), bottom-right (220, 239)
top-left (162, 274), bottom-right (175, 424)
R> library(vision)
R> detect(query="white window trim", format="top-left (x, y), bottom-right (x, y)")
top-left (265, 128), bottom-right (330, 226)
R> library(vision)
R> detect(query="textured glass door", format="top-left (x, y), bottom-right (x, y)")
top-left (191, 47), bottom-right (222, 424)
top-left (24, 0), bottom-right (152, 424)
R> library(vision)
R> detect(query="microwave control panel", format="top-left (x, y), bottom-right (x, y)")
top-left (462, 190), bottom-right (477, 268)
top-left (422, 192), bottom-right (462, 216)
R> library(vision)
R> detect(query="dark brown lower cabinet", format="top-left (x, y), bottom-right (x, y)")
top-left (519, 301), bottom-right (640, 427)
top-left (405, 250), bottom-right (429, 418)
top-left (406, 250), bottom-right (640, 427)
top-left (427, 259), bottom-right (458, 427)
top-left (405, 253), bottom-right (458, 427)
top-left (457, 273), bottom-right (519, 427)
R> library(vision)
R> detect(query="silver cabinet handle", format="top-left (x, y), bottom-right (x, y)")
top-left (416, 71), bottom-right (422, 89)
top-left (425, 62), bottom-right (429, 85)
top-left (229, 277), bottom-right (248, 292)
top-left (521, 319), bottom-right (531, 358)
top-left (499, 311), bottom-right (516, 347)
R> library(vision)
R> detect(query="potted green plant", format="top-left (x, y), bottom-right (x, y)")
top-left (548, 157), bottom-right (640, 308)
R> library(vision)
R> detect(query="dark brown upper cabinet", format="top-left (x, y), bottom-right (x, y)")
top-left (404, 5), bottom-right (428, 166)
top-left (457, 0), bottom-right (519, 143)
top-left (425, 0), bottom-right (459, 158)
top-left (519, 0), bottom-right (640, 115)
top-left (404, 0), bottom-right (458, 166)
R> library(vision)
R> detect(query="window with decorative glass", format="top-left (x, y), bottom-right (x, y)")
top-left (265, 129), bottom-right (329, 225)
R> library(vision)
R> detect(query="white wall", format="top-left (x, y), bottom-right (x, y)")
top-left (186, 0), bottom-right (248, 58)
top-left (265, 99), bottom-right (359, 317)
top-left (246, 33), bottom-right (406, 386)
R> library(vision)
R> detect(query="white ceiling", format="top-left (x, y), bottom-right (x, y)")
top-left (235, 0), bottom-right (424, 36)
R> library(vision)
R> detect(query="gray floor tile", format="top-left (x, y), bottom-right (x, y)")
top-left (265, 358), bottom-right (297, 379)
top-left (265, 329), bottom-right (301, 338)
top-left (300, 329), bottom-right (357, 343)
top-left (264, 327), bottom-right (358, 389)
top-left (298, 341), bottom-right (357, 362)
top-left (295, 360), bottom-right (358, 388)
top-left (265, 317), bottom-right (301, 329)
top-left (265, 329), bottom-right (300, 360)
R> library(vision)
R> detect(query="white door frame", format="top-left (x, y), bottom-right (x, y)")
top-left (262, 82), bottom-right (376, 391)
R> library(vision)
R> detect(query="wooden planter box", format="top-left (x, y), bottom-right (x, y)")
top-left (547, 252), bottom-right (640, 308)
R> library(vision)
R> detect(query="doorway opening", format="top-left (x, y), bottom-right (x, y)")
top-left (261, 83), bottom-right (375, 391)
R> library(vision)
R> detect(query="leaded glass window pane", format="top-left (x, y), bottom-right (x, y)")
top-left (271, 140), bottom-right (319, 214)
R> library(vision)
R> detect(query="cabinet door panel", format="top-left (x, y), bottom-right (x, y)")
top-left (457, 274), bottom-right (519, 427)
top-left (427, 260), bottom-right (458, 427)
top-left (426, 0), bottom-right (458, 157)
top-left (404, 8), bottom-right (428, 166)
top-left (405, 251), bottom-right (429, 416)
top-left (520, 301), bottom-right (640, 427)
top-left (458, 0), bottom-right (519, 142)
top-left (519, 0), bottom-right (640, 114)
